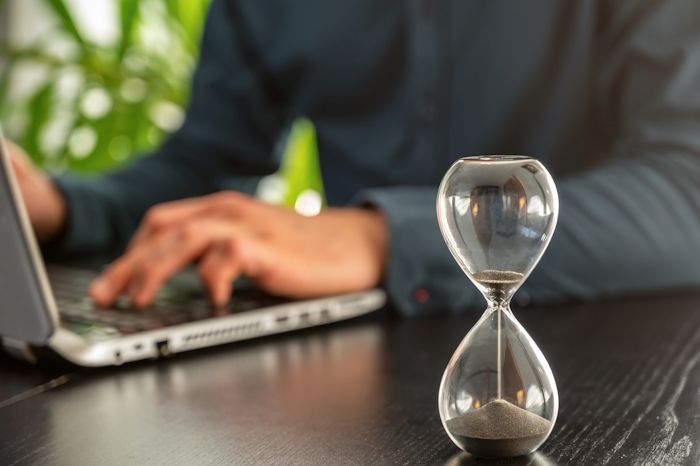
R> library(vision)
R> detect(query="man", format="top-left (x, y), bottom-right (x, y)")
top-left (7, 0), bottom-right (700, 315)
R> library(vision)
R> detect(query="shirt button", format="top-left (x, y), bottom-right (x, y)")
top-left (415, 287), bottom-right (431, 304)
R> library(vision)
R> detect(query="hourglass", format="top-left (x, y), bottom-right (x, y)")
top-left (436, 156), bottom-right (559, 458)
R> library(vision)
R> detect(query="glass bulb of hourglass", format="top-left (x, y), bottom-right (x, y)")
top-left (436, 156), bottom-right (559, 458)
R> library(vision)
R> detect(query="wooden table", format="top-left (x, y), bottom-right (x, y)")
top-left (1, 291), bottom-right (699, 465)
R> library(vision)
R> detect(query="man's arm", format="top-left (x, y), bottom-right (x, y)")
top-left (359, 0), bottom-right (700, 315)
top-left (49, 0), bottom-right (284, 257)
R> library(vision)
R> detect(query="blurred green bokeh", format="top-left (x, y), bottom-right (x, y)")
top-left (0, 0), bottom-right (324, 211)
top-left (0, 0), bottom-right (211, 173)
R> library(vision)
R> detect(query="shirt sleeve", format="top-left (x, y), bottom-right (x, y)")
top-left (354, 187), bottom-right (481, 316)
top-left (358, 0), bottom-right (700, 315)
top-left (48, 0), bottom-right (285, 258)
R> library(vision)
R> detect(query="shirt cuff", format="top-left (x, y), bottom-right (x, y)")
top-left (353, 186), bottom-right (480, 316)
top-left (46, 175), bottom-right (129, 259)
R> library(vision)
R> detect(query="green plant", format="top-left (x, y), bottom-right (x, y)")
top-left (0, 0), bottom-right (325, 211)
top-left (0, 0), bottom-right (211, 173)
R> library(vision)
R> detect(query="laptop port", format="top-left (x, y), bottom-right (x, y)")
top-left (276, 315), bottom-right (289, 323)
top-left (155, 340), bottom-right (170, 356)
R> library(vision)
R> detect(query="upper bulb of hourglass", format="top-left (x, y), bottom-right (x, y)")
top-left (436, 156), bottom-right (559, 458)
top-left (437, 156), bottom-right (558, 304)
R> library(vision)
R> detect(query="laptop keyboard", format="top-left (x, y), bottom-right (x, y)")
top-left (47, 265), bottom-right (287, 336)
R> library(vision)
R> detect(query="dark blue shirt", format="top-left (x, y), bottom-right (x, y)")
top-left (54, 0), bottom-right (700, 314)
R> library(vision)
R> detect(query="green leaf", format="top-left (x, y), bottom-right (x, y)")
top-left (44, 0), bottom-right (87, 48)
top-left (0, 62), bottom-right (12, 107)
top-left (165, 0), bottom-right (211, 54)
top-left (3, 45), bottom-right (67, 68)
top-left (280, 118), bottom-right (326, 208)
top-left (21, 80), bottom-right (55, 165)
top-left (117, 0), bottom-right (139, 61)
top-left (3, 0), bottom-right (212, 174)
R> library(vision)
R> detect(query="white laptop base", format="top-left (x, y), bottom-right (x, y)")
top-left (46, 265), bottom-right (385, 367)
top-left (49, 286), bottom-right (385, 367)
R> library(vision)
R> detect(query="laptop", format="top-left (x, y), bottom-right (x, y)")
top-left (0, 129), bottom-right (386, 367)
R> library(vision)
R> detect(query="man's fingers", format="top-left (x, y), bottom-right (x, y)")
top-left (129, 191), bottom-right (253, 249)
top-left (90, 210), bottom-right (267, 310)
top-left (90, 229), bottom-right (193, 309)
top-left (127, 227), bottom-right (216, 308)
top-left (97, 218), bottom-right (251, 309)
top-left (198, 240), bottom-right (244, 307)
top-left (90, 257), bottom-right (139, 307)
top-left (130, 199), bottom-right (213, 248)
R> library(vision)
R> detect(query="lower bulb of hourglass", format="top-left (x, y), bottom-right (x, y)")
top-left (438, 304), bottom-right (558, 458)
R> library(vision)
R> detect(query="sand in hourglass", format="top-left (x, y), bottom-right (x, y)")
top-left (445, 399), bottom-right (552, 458)
top-left (471, 270), bottom-right (523, 301)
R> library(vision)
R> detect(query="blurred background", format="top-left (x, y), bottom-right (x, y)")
top-left (0, 0), bottom-right (324, 215)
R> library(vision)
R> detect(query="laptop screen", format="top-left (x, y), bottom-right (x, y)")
top-left (0, 128), bottom-right (58, 344)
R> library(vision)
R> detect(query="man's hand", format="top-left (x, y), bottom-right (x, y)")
top-left (90, 192), bottom-right (388, 309)
top-left (4, 141), bottom-right (66, 243)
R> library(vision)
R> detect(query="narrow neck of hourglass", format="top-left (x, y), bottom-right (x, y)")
top-left (478, 279), bottom-right (521, 312)
top-left (484, 298), bottom-right (513, 315)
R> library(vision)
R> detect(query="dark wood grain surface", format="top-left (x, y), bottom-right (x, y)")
top-left (1, 291), bottom-right (700, 465)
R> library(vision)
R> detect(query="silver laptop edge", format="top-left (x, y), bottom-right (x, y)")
top-left (0, 127), bottom-right (386, 367)
top-left (0, 127), bottom-right (61, 332)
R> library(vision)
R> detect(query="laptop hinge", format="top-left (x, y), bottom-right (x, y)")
top-left (2, 337), bottom-right (37, 364)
